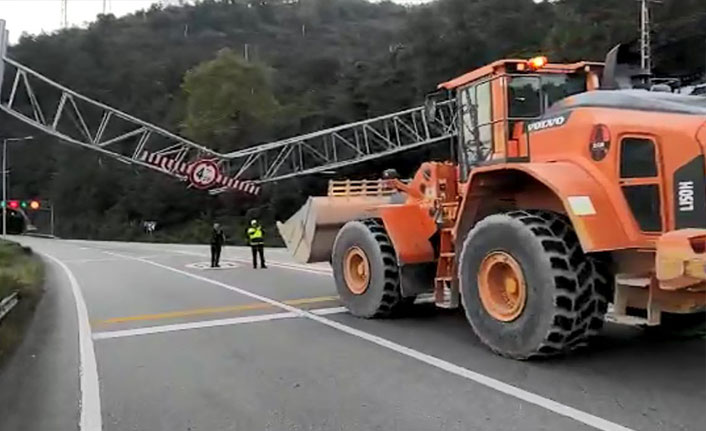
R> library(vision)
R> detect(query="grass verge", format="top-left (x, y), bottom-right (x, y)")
top-left (0, 240), bottom-right (45, 367)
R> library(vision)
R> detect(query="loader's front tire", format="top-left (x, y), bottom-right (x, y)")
top-left (459, 210), bottom-right (608, 359)
top-left (332, 219), bottom-right (404, 318)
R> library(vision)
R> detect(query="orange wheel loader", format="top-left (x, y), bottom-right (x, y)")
top-left (278, 46), bottom-right (706, 359)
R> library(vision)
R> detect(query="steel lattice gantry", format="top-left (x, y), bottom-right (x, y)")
top-left (0, 22), bottom-right (458, 193)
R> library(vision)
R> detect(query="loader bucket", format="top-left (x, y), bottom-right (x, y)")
top-left (277, 195), bottom-right (395, 264)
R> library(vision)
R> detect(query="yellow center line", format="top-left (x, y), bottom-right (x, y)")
top-left (91, 295), bottom-right (340, 326)
top-left (283, 296), bottom-right (339, 306)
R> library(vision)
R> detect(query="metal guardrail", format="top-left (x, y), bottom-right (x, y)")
top-left (0, 291), bottom-right (18, 323)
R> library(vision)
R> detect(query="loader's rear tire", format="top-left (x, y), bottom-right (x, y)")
top-left (459, 210), bottom-right (609, 359)
top-left (332, 219), bottom-right (404, 318)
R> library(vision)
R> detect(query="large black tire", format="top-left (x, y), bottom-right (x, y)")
top-left (584, 253), bottom-right (612, 339)
top-left (459, 209), bottom-right (611, 359)
top-left (332, 219), bottom-right (404, 318)
top-left (535, 211), bottom-right (612, 341)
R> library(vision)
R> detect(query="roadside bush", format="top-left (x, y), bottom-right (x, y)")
top-left (0, 273), bottom-right (19, 302)
top-left (0, 240), bottom-right (45, 366)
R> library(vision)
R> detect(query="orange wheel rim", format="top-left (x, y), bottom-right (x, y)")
top-left (478, 251), bottom-right (527, 322)
top-left (343, 246), bottom-right (370, 295)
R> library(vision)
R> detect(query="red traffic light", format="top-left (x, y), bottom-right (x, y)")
top-left (8, 200), bottom-right (19, 209)
top-left (29, 200), bottom-right (40, 210)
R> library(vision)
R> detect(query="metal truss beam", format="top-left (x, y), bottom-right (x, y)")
top-left (0, 50), bottom-right (458, 192)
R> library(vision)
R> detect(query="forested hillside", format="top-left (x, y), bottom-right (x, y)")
top-left (1, 0), bottom-right (704, 243)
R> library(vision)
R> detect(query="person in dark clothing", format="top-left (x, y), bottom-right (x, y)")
top-left (247, 219), bottom-right (267, 269)
top-left (210, 223), bottom-right (226, 268)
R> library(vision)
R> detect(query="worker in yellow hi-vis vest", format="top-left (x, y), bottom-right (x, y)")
top-left (247, 219), bottom-right (267, 269)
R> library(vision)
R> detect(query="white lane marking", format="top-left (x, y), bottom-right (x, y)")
top-left (92, 306), bottom-right (347, 340)
top-left (43, 253), bottom-right (102, 431)
top-left (312, 306), bottom-right (348, 315)
top-left (63, 258), bottom-right (124, 264)
top-left (93, 311), bottom-right (297, 340)
top-left (173, 250), bottom-right (333, 276)
top-left (69, 241), bottom-right (332, 275)
top-left (135, 255), bottom-right (164, 260)
top-left (103, 251), bottom-right (633, 431)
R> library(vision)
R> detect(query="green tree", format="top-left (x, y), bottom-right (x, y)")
top-left (181, 49), bottom-right (281, 152)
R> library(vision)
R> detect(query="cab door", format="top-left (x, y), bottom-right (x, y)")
top-left (457, 79), bottom-right (493, 176)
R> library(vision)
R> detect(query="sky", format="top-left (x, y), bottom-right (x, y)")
top-left (0, 0), bottom-right (435, 44)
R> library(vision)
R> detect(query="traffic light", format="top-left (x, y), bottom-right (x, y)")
top-left (0, 200), bottom-right (41, 210)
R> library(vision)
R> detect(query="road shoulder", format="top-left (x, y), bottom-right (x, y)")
top-left (0, 256), bottom-right (80, 431)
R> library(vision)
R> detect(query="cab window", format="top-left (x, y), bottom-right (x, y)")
top-left (507, 73), bottom-right (586, 119)
top-left (542, 74), bottom-right (586, 107)
top-left (508, 77), bottom-right (541, 118)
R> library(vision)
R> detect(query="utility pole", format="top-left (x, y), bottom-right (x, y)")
top-left (639, 0), bottom-right (651, 72)
top-left (50, 203), bottom-right (55, 237)
top-left (2, 137), bottom-right (33, 238)
top-left (639, 0), bottom-right (662, 74)
top-left (2, 141), bottom-right (6, 238)
top-left (61, 0), bottom-right (69, 28)
top-left (0, 20), bottom-right (7, 92)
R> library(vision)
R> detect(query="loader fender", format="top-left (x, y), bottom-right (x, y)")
top-left (459, 162), bottom-right (631, 252)
top-left (378, 204), bottom-right (437, 264)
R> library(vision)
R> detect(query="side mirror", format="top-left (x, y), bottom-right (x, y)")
top-left (424, 90), bottom-right (448, 121)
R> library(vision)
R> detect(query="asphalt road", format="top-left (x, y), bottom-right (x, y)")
top-left (0, 236), bottom-right (704, 431)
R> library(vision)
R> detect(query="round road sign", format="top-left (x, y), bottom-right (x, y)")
top-left (189, 159), bottom-right (220, 189)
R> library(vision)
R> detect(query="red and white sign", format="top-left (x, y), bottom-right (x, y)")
top-left (189, 159), bottom-right (220, 189)
top-left (140, 151), bottom-right (261, 195)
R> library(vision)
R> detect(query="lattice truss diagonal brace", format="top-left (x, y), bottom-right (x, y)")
top-left (222, 99), bottom-right (458, 185)
top-left (0, 43), bottom-right (458, 194)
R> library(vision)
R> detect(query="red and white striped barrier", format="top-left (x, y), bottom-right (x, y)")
top-left (140, 151), bottom-right (261, 195)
